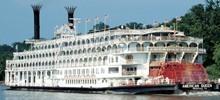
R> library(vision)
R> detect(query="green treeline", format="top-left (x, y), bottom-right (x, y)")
top-left (176, 0), bottom-right (220, 79)
top-left (0, 45), bottom-right (14, 80)
top-left (0, 42), bottom-right (29, 80)
top-left (0, 0), bottom-right (220, 81)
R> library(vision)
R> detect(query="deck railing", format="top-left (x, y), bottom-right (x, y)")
top-left (113, 47), bottom-right (206, 54)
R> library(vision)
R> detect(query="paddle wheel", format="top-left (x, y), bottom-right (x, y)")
top-left (149, 62), bottom-right (209, 84)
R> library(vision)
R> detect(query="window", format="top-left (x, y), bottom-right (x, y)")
top-left (101, 68), bottom-right (105, 74)
top-left (116, 57), bottom-right (119, 62)
top-left (126, 55), bottom-right (133, 63)
top-left (109, 67), bottom-right (119, 74)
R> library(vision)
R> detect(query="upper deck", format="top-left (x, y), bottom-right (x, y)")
top-left (14, 26), bottom-right (204, 55)
top-left (6, 26), bottom-right (205, 70)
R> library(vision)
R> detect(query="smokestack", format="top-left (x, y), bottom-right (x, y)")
top-left (31, 4), bottom-right (42, 40)
top-left (65, 6), bottom-right (76, 29)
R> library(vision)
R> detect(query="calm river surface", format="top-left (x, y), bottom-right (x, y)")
top-left (1, 85), bottom-right (220, 100)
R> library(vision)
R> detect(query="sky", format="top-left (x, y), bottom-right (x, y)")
top-left (0, 0), bottom-right (205, 45)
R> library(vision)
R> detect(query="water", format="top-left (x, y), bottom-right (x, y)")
top-left (1, 85), bottom-right (220, 100)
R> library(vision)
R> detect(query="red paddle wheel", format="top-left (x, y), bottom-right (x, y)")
top-left (150, 62), bottom-right (209, 84)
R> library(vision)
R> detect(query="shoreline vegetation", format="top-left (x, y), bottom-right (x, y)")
top-left (0, 0), bottom-right (220, 81)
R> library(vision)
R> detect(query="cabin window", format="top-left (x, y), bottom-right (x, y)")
top-left (126, 55), bottom-right (133, 63)
top-left (109, 67), bottom-right (119, 74)
top-left (116, 57), bottom-right (119, 62)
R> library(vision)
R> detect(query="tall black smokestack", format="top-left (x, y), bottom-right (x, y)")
top-left (31, 4), bottom-right (42, 40)
top-left (65, 6), bottom-right (76, 29)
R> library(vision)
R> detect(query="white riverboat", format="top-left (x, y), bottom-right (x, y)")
top-left (4, 5), bottom-right (208, 94)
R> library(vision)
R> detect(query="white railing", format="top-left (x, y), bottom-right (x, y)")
top-left (113, 47), bottom-right (206, 54)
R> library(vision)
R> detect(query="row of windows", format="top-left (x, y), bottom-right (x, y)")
top-left (36, 33), bottom-right (183, 51)
top-left (17, 41), bottom-right (201, 60)
top-left (8, 56), bottom-right (119, 68)
top-left (9, 68), bottom-right (109, 79)
top-left (66, 79), bottom-right (97, 85)
top-left (33, 35), bottom-right (121, 50)
top-left (32, 32), bottom-right (202, 51)
top-left (18, 52), bottom-right (56, 60)
top-left (62, 68), bottom-right (105, 76)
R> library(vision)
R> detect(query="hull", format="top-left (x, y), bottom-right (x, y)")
top-left (8, 84), bottom-right (177, 94)
top-left (178, 83), bottom-right (220, 92)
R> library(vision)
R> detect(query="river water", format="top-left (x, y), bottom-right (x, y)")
top-left (0, 85), bottom-right (220, 100)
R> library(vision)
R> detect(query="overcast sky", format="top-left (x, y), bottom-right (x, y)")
top-left (0, 0), bottom-right (205, 44)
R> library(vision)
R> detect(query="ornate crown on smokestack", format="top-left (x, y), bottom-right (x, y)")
top-left (31, 4), bottom-right (42, 40)
top-left (65, 6), bottom-right (77, 30)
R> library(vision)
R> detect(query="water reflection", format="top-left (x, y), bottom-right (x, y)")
top-left (0, 85), bottom-right (220, 100)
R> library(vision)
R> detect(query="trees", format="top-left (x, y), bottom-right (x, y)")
top-left (12, 42), bottom-right (31, 52)
top-left (206, 43), bottom-right (220, 79)
top-left (0, 42), bottom-right (29, 81)
top-left (175, 0), bottom-right (220, 79)
top-left (88, 22), bottom-right (146, 33)
top-left (88, 22), bottom-right (110, 33)
top-left (0, 45), bottom-right (14, 80)
top-left (125, 22), bottom-right (144, 29)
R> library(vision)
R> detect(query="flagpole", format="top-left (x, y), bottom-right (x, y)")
top-left (93, 16), bottom-right (99, 41)
top-left (104, 15), bottom-right (107, 33)
top-left (164, 19), bottom-right (168, 28)
top-left (85, 18), bottom-right (90, 34)
top-left (174, 17), bottom-right (181, 39)
top-left (104, 15), bottom-right (109, 41)
top-left (85, 19), bottom-right (87, 34)
top-left (93, 18), bottom-right (95, 39)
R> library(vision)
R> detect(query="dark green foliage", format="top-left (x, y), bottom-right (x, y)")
top-left (0, 42), bottom-right (29, 81)
top-left (125, 22), bottom-right (144, 29)
top-left (12, 42), bottom-right (31, 52)
top-left (111, 22), bottom-right (152, 30)
top-left (175, 0), bottom-right (220, 79)
top-left (206, 64), bottom-right (220, 79)
top-left (0, 45), bottom-right (14, 80)
top-left (88, 22), bottom-right (110, 33)
top-left (0, 45), bottom-right (14, 52)
top-left (145, 24), bottom-right (153, 29)
top-left (88, 22), bottom-right (148, 33)
top-left (207, 44), bottom-right (220, 79)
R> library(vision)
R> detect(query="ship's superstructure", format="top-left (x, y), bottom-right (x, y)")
top-left (5, 6), bottom-right (207, 90)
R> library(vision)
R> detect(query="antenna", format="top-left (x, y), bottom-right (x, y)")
top-left (85, 18), bottom-right (91, 34)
